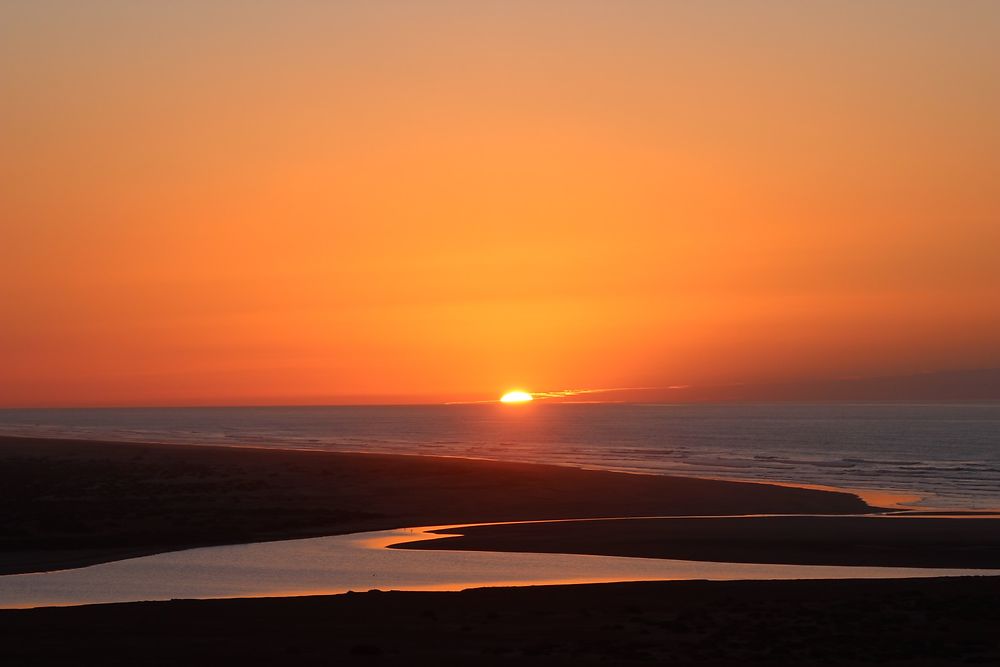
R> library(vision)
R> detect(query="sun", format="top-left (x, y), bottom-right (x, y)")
top-left (500, 390), bottom-right (534, 404)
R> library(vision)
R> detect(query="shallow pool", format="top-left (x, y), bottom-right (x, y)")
top-left (2, 522), bottom-right (997, 609)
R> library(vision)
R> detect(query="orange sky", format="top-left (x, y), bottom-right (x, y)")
top-left (2, 2), bottom-right (999, 407)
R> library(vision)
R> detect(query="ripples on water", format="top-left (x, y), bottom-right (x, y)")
top-left (0, 403), bottom-right (997, 510)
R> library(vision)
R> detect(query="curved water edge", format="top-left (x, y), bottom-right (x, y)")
top-left (2, 517), bottom-right (999, 610)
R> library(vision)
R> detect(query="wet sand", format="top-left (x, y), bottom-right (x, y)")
top-left (397, 516), bottom-right (1000, 569)
top-left (2, 577), bottom-right (998, 665)
top-left (1, 435), bottom-right (870, 574)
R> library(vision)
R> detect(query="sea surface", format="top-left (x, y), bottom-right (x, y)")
top-left (1, 403), bottom-right (998, 510)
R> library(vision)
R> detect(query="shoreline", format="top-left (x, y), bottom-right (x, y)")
top-left (13, 521), bottom-right (1000, 611)
top-left (1, 434), bottom-right (873, 575)
top-left (4, 431), bottom-right (1000, 662)
top-left (0, 427), bottom-right (955, 511)
top-left (5, 435), bottom-right (998, 579)
top-left (1, 422), bottom-right (991, 514)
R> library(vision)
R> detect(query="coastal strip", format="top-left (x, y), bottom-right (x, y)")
top-left (2, 435), bottom-right (871, 574)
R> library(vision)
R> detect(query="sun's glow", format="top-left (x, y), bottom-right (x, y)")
top-left (500, 390), bottom-right (534, 404)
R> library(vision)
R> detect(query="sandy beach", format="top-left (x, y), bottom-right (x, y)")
top-left (2, 577), bottom-right (998, 665)
top-left (397, 515), bottom-right (1000, 568)
top-left (4, 435), bottom-right (1000, 665)
top-left (1, 435), bottom-right (871, 575)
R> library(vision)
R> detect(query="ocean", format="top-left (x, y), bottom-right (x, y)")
top-left (1, 403), bottom-right (997, 510)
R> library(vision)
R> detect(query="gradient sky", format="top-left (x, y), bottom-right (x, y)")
top-left (2, 1), bottom-right (998, 407)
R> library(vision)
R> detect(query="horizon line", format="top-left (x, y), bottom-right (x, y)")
top-left (3, 397), bottom-right (1000, 411)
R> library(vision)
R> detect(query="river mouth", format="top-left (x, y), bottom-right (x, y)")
top-left (3, 516), bottom-right (999, 610)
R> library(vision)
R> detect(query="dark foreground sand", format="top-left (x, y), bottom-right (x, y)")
top-left (2, 578), bottom-right (998, 666)
top-left (398, 516), bottom-right (1000, 569)
top-left (1, 435), bottom-right (871, 574)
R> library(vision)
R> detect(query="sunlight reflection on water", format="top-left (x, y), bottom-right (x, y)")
top-left (2, 521), bottom-right (998, 609)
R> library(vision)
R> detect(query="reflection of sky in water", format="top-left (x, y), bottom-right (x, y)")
top-left (3, 522), bottom-right (998, 609)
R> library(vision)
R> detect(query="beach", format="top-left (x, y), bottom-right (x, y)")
top-left (398, 515), bottom-right (1000, 568)
top-left (2, 578), bottom-right (998, 665)
top-left (3, 435), bottom-right (999, 664)
top-left (1, 434), bottom-right (870, 575)
top-left (3, 402), bottom-right (997, 511)
top-left (5, 435), bottom-right (1000, 576)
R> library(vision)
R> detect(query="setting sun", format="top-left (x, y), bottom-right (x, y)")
top-left (500, 391), bottom-right (534, 404)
